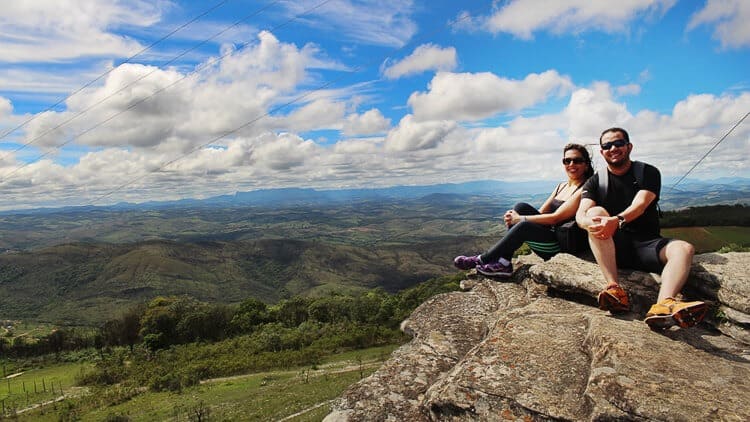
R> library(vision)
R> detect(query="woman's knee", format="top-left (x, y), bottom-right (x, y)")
top-left (513, 202), bottom-right (534, 212)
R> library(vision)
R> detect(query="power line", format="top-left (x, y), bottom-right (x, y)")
top-left (89, 4), bottom-right (486, 205)
top-left (0, 0), bottom-right (282, 161)
top-left (0, 0), bottom-right (232, 145)
top-left (668, 111), bottom-right (749, 191)
top-left (0, 0), bottom-right (318, 183)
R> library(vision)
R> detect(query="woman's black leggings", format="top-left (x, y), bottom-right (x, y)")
top-left (480, 202), bottom-right (561, 263)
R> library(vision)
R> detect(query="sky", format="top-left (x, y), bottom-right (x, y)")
top-left (0, 0), bottom-right (748, 211)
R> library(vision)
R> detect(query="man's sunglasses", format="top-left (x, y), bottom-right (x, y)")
top-left (601, 139), bottom-right (628, 150)
top-left (562, 157), bottom-right (585, 165)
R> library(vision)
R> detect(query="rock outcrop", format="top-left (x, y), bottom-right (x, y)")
top-left (325, 252), bottom-right (750, 421)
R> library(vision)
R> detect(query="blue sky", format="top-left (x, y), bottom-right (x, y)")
top-left (0, 0), bottom-right (748, 210)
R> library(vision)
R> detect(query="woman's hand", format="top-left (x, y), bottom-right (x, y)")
top-left (504, 209), bottom-right (521, 227)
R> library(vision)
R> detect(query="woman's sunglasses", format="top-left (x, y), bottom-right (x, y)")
top-left (600, 139), bottom-right (628, 150)
top-left (562, 158), bottom-right (585, 165)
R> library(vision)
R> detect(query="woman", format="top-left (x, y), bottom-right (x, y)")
top-left (454, 143), bottom-right (594, 277)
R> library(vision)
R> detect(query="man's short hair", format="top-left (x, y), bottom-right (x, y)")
top-left (599, 127), bottom-right (630, 146)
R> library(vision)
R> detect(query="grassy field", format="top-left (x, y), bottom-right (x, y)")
top-left (11, 345), bottom-right (398, 421)
top-left (661, 226), bottom-right (750, 253)
top-left (0, 362), bottom-right (91, 417)
top-left (1, 321), bottom-right (57, 341)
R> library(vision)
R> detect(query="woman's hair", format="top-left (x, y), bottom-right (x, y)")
top-left (563, 143), bottom-right (594, 179)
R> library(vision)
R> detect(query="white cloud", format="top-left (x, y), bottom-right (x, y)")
top-left (482, 0), bottom-right (676, 39)
top-left (670, 93), bottom-right (750, 130)
top-left (688, 0), bottom-right (750, 49)
top-left (565, 82), bottom-right (633, 140)
top-left (18, 31), bottom-right (331, 152)
top-left (280, 0), bottom-right (417, 47)
top-left (626, 93), bottom-right (750, 180)
top-left (0, 97), bottom-right (11, 116)
top-left (332, 137), bottom-right (381, 154)
top-left (0, 66), bottom-right (104, 95)
top-left (616, 83), bottom-right (641, 96)
top-left (0, 6), bottom-right (747, 212)
top-left (382, 44), bottom-right (457, 79)
top-left (343, 109), bottom-right (391, 135)
top-left (22, 63), bottom-right (189, 149)
top-left (384, 115), bottom-right (456, 152)
top-left (281, 99), bottom-right (347, 132)
top-left (0, 0), bottom-right (166, 63)
top-left (408, 70), bottom-right (573, 121)
top-left (248, 133), bottom-right (318, 171)
top-left (1, 88), bottom-right (749, 210)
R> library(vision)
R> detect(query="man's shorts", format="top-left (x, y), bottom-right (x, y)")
top-left (613, 231), bottom-right (672, 273)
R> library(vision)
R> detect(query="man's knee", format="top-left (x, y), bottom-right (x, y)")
top-left (662, 240), bottom-right (694, 262)
top-left (585, 206), bottom-right (610, 217)
top-left (675, 240), bottom-right (694, 257)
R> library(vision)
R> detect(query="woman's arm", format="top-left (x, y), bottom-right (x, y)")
top-left (507, 189), bottom-right (582, 226)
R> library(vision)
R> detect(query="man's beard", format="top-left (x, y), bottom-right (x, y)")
top-left (605, 151), bottom-right (630, 168)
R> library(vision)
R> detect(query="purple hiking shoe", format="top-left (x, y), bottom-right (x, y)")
top-left (476, 260), bottom-right (513, 277)
top-left (453, 255), bottom-right (482, 270)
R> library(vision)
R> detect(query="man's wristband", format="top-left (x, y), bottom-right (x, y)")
top-left (616, 215), bottom-right (626, 229)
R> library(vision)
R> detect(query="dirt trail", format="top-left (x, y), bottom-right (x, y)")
top-left (276, 400), bottom-right (334, 421)
top-left (201, 360), bottom-right (381, 385)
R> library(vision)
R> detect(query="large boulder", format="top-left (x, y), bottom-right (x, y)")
top-left (326, 252), bottom-right (750, 421)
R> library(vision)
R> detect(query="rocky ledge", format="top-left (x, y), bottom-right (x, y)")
top-left (325, 252), bottom-right (750, 421)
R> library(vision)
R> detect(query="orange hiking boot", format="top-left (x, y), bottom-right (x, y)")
top-left (645, 297), bottom-right (707, 330)
top-left (597, 283), bottom-right (630, 313)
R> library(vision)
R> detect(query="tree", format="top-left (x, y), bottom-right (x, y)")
top-left (230, 298), bottom-right (269, 333)
top-left (101, 319), bottom-right (124, 349)
top-left (271, 296), bottom-right (311, 327)
top-left (121, 305), bottom-right (144, 351)
top-left (45, 329), bottom-right (67, 358)
top-left (140, 296), bottom-right (188, 350)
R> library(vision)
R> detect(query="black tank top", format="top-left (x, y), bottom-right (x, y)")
top-left (549, 182), bottom-right (582, 212)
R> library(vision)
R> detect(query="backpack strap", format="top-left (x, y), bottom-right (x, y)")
top-left (632, 160), bottom-right (662, 217)
top-left (596, 167), bottom-right (608, 204)
top-left (632, 161), bottom-right (645, 187)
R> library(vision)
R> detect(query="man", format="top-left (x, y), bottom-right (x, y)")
top-left (576, 127), bottom-right (706, 329)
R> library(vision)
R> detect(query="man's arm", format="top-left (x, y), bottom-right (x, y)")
top-left (616, 190), bottom-right (656, 224)
top-left (578, 189), bottom-right (657, 239)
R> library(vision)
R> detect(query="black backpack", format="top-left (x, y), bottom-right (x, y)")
top-left (596, 160), bottom-right (646, 201)
top-left (596, 160), bottom-right (661, 218)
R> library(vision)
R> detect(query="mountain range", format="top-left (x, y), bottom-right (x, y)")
top-left (1, 178), bottom-right (747, 325)
top-left (5, 177), bottom-right (748, 215)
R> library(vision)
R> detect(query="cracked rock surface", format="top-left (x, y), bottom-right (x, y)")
top-left (325, 252), bottom-right (750, 421)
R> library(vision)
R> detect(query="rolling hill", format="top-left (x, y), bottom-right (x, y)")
top-left (0, 236), bottom-right (492, 325)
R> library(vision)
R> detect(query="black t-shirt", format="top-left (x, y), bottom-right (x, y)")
top-left (581, 162), bottom-right (661, 238)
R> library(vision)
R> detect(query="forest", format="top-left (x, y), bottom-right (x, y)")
top-left (2, 273), bottom-right (463, 394)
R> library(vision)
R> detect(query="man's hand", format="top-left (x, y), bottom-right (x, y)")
top-left (588, 216), bottom-right (618, 240)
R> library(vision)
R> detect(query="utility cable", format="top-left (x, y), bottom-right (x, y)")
top-left (0, 0), bottom-right (324, 183)
top-left (668, 111), bottom-right (749, 191)
top-left (90, 5), bottom-right (485, 205)
top-left (0, 0), bottom-right (281, 162)
top-left (0, 0), bottom-right (232, 146)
